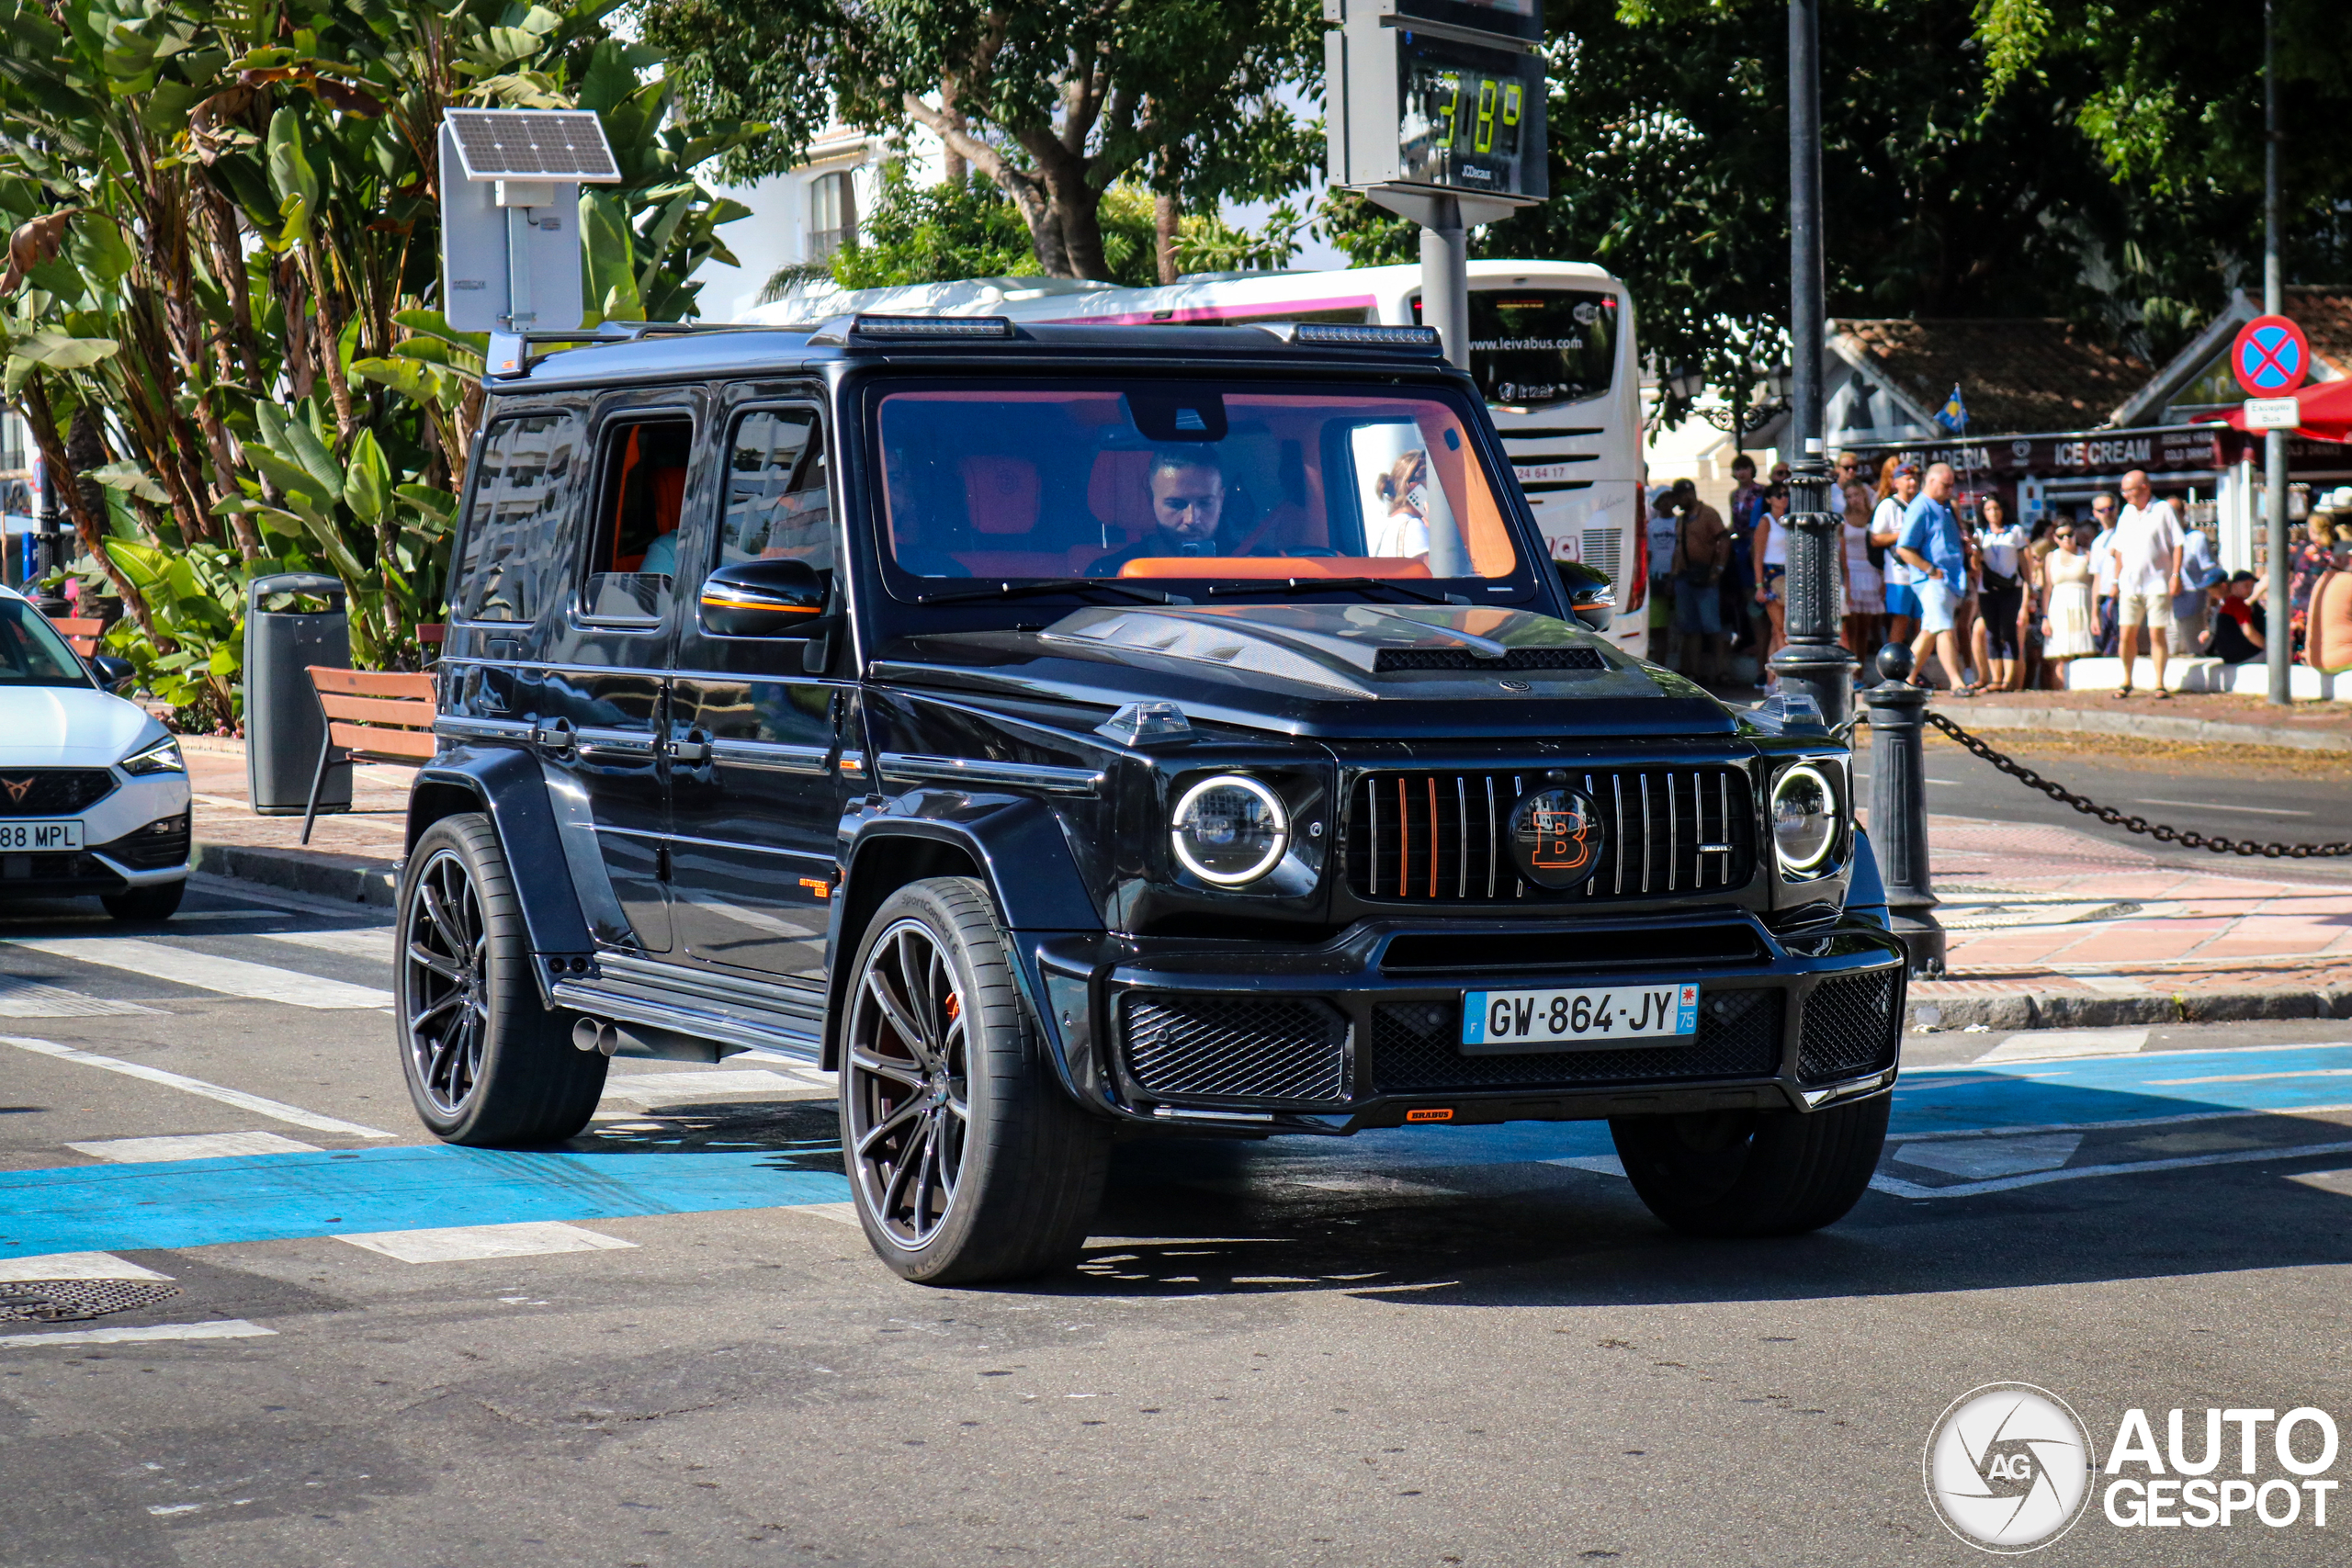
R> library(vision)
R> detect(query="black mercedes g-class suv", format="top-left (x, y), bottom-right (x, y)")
top-left (401, 314), bottom-right (1904, 1284)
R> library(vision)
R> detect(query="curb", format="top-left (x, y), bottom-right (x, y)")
top-left (192, 840), bottom-right (400, 908)
top-left (1913, 703), bottom-right (2352, 753)
top-left (1906, 987), bottom-right (2352, 1032)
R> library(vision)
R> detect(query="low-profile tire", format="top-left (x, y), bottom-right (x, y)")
top-left (101, 880), bottom-right (184, 922)
top-left (1609, 1094), bottom-right (1889, 1238)
top-left (396, 812), bottom-right (605, 1145)
top-left (840, 876), bottom-right (1111, 1286)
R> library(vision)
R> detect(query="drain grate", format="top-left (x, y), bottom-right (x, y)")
top-left (0, 1280), bottom-right (182, 1324)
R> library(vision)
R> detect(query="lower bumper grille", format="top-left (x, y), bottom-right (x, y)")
top-left (1369, 989), bottom-right (1781, 1093)
top-left (1797, 968), bottom-right (1900, 1084)
top-left (1123, 993), bottom-right (1351, 1103)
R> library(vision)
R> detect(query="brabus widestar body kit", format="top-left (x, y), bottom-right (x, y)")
top-left (402, 314), bottom-right (1905, 1282)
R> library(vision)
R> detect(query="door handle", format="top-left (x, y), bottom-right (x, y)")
top-left (532, 717), bottom-right (575, 753)
top-left (670, 728), bottom-right (712, 765)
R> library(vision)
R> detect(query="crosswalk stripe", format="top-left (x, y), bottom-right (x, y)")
top-left (0, 981), bottom-right (160, 1018)
top-left (6, 936), bottom-right (392, 1010)
top-left (0, 1319), bottom-right (274, 1349)
top-left (0, 1251), bottom-right (173, 1282)
top-left (260, 929), bottom-right (397, 962)
top-left (67, 1132), bottom-right (325, 1163)
top-left (1, 1035), bottom-right (393, 1139)
top-left (335, 1221), bottom-right (636, 1263)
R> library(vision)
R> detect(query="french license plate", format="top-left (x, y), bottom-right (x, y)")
top-left (1461, 982), bottom-right (1700, 1054)
top-left (0, 819), bottom-right (81, 852)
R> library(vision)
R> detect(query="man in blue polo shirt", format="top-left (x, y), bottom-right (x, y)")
top-left (1895, 462), bottom-right (1974, 693)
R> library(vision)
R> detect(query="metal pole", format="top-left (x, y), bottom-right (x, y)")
top-left (30, 457), bottom-right (67, 616)
top-left (2263, 0), bottom-right (2290, 705)
top-left (1861, 645), bottom-right (1946, 976)
top-left (1767, 0), bottom-right (1856, 725)
top-left (1420, 195), bottom-right (1469, 372)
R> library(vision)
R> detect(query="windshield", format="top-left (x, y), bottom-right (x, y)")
top-left (0, 598), bottom-right (92, 688)
top-left (873, 383), bottom-right (1527, 596)
top-left (1416, 288), bottom-right (1619, 408)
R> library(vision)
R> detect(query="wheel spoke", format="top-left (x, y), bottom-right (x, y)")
top-left (407, 942), bottom-right (465, 982)
top-left (409, 990), bottom-right (462, 1032)
top-left (883, 1111), bottom-right (928, 1218)
top-left (911, 1112), bottom-right (940, 1235)
top-left (864, 970), bottom-right (931, 1068)
top-left (848, 1045), bottom-right (922, 1089)
top-left (419, 883), bottom-right (460, 954)
top-left (897, 931), bottom-right (944, 1058)
top-left (856, 1094), bottom-right (924, 1156)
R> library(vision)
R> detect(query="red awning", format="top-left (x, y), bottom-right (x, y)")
top-left (2206, 376), bottom-right (2352, 444)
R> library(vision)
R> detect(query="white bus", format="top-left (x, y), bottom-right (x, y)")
top-left (742, 260), bottom-right (1649, 656)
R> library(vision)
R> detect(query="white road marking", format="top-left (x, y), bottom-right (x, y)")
top-left (66, 1131), bottom-right (324, 1163)
top-left (2149, 1067), bottom-right (2352, 1087)
top-left (1890, 1102), bottom-right (2352, 1145)
top-left (1543, 1155), bottom-right (1628, 1178)
top-left (6, 937), bottom-right (391, 1010)
top-left (791, 1202), bottom-right (865, 1227)
top-left (0, 981), bottom-right (161, 1018)
top-left (1974, 1027), bottom-right (2149, 1064)
top-left (334, 1221), bottom-right (637, 1264)
top-left (0, 1035), bottom-right (392, 1138)
top-left (260, 928), bottom-right (397, 962)
top-left (0, 1252), bottom-right (173, 1282)
top-left (1894, 1133), bottom-right (2082, 1179)
top-left (601, 1069), bottom-right (813, 1103)
top-left (0, 1319), bottom-right (274, 1349)
top-left (1870, 1139), bottom-right (2352, 1200)
top-left (2132, 797), bottom-right (2312, 818)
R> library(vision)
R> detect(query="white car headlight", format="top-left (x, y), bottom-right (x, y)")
top-left (119, 737), bottom-right (185, 777)
top-left (1770, 763), bottom-right (1838, 874)
top-left (1170, 774), bottom-right (1289, 886)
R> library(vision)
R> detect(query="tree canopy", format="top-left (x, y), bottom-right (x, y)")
top-left (642, 0), bottom-right (1321, 281)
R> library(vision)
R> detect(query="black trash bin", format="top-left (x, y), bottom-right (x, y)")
top-left (245, 573), bottom-right (351, 817)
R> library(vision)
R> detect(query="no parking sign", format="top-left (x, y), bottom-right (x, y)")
top-left (2233, 314), bottom-right (2311, 397)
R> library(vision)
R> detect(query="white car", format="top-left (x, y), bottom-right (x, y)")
top-left (0, 584), bottom-right (190, 920)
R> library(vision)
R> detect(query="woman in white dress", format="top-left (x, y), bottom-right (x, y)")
top-left (1370, 449), bottom-right (1431, 562)
top-left (2041, 522), bottom-right (2099, 679)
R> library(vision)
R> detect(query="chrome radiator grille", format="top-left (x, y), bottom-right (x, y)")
top-left (1345, 765), bottom-right (1755, 904)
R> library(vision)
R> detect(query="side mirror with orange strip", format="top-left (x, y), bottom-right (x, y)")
top-left (698, 558), bottom-right (828, 638)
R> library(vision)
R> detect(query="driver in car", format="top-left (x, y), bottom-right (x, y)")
top-left (1096, 448), bottom-right (1232, 570)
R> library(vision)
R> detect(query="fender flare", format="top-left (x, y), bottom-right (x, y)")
top-left (405, 746), bottom-right (595, 964)
top-left (822, 793), bottom-right (1104, 1070)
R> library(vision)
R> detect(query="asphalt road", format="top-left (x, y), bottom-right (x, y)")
top-left (7, 880), bottom-right (2352, 1565)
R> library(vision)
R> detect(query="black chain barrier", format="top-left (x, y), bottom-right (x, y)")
top-left (1919, 709), bottom-right (2352, 860)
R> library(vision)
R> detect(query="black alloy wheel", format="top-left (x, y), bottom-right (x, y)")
top-left (841, 877), bottom-right (1110, 1284)
top-left (395, 813), bottom-right (605, 1145)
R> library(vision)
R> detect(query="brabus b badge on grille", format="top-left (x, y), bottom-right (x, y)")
top-left (1510, 787), bottom-right (1604, 890)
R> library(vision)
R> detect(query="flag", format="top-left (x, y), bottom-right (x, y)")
top-left (1934, 383), bottom-right (1969, 434)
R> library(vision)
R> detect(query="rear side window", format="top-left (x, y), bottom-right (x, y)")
top-left (717, 410), bottom-right (831, 579)
top-left (582, 418), bottom-right (694, 625)
top-left (455, 411), bottom-right (585, 623)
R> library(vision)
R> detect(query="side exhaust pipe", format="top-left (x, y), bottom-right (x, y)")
top-left (569, 1016), bottom-right (727, 1063)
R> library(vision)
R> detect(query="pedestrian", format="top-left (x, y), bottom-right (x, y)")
top-left (1753, 481), bottom-right (1791, 661)
top-left (2041, 522), bottom-right (2099, 678)
top-left (1874, 458), bottom-right (1920, 645)
top-left (1645, 483), bottom-right (1679, 660)
top-left (1972, 494), bottom-right (2029, 692)
top-left (1837, 453), bottom-right (1883, 660)
top-left (2174, 516), bottom-right (2224, 660)
top-left (2086, 491), bottom-right (2120, 657)
top-left (1668, 478), bottom-right (1730, 687)
top-left (2207, 570), bottom-right (2266, 664)
top-left (1896, 462), bottom-right (1976, 694)
top-left (2290, 514), bottom-right (2337, 651)
top-left (2104, 468), bottom-right (2185, 699)
top-left (1726, 454), bottom-right (1762, 534)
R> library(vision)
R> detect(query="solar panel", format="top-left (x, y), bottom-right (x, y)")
top-left (443, 109), bottom-right (621, 183)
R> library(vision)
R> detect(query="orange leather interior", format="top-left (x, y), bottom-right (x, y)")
top-left (961, 456), bottom-right (1041, 536)
top-left (1116, 556), bottom-right (1435, 580)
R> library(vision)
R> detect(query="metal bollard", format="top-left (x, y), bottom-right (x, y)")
top-left (1861, 642), bottom-right (1946, 976)
top-left (1765, 465), bottom-right (1857, 729)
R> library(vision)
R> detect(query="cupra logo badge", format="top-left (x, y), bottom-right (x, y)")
top-left (2, 777), bottom-right (30, 806)
top-left (1925, 1383), bottom-right (2097, 1552)
top-left (1508, 787), bottom-right (1603, 890)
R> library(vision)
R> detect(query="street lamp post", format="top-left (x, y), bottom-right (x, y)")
top-left (1766, 0), bottom-right (1855, 728)
top-left (2263, 0), bottom-right (2290, 706)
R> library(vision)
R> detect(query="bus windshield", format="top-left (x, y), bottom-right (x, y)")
top-left (1417, 288), bottom-right (1618, 408)
top-left (874, 382), bottom-right (1527, 594)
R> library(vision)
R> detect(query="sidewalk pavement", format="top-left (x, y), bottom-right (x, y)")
top-left (176, 739), bottom-right (2352, 1033)
top-left (1894, 685), bottom-right (2352, 752)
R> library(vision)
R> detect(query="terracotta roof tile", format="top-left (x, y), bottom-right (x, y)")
top-left (2286, 287), bottom-right (2352, 377)
top-left (1830, 318), bottom-right (2153, 434)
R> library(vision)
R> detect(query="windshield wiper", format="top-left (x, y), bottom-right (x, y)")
top-left (1204, 576), bottom-right (1464, 605)
top-left (914, 579), bottom-right (1189, 607)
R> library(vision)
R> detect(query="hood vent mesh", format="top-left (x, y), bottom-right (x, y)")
top-left (1372, 647), bottom-right (1606, 673)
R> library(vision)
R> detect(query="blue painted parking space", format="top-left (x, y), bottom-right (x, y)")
top-left (1891, 1042), bottom-right (2352, 1134)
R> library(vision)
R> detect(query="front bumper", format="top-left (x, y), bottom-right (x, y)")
top-left (0, 825), bottom-right (191, 898)
top-left (1026, 911), bottom-right (1906, 1134)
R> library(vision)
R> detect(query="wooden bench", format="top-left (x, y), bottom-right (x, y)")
top-left (301, 666), bottom-right (436, 844)
top-left (46, 614), bottom-right (104, 658)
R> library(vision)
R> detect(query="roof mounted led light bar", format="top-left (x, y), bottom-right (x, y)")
top-left (849, 314), bottom-right (1019, 340)
top-left (1254, 321), bottom-right (1445, 352)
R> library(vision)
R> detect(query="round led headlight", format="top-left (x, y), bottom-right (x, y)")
top-left (1170, 774), bottom-right (1289, 886)
top-left (1770, 763), bottom-right (1838, 874)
